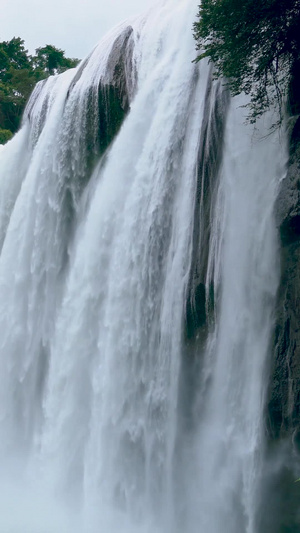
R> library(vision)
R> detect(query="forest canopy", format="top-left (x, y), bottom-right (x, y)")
top-left (0, 37), bottom-right (79, 143)
top-left (194, 0), bottom-right (300, 123)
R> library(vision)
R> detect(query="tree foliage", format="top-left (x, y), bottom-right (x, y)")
top-left (194, 0), bottom-right (300, 123)
top-left (0, 128), bottom-right (13, 144)
top-left (33, 45), bottom-right (78, 75)
top-left (0, 37), bottom-right (79, 143)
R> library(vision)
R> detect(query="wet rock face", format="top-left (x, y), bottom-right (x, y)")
top-left (59, 25), bottom-right (135, 207)
top-left (255, 88), bottom-right (300, 532)
top-left (97, 26), bottom-right (135, 156)
top-left (185, 75), bottom-right (229, 341)
top-left (268, 59), bottom-right (300, 441)
top-left (26, 26), bottom-right (135, 198)
top-left (268, 128), bottom-right (300, 439)
top-left (81, 26), bottom-right (135, 169)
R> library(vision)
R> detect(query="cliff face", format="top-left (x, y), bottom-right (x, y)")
top-left (268, 134), bottom-right (300, 440)
top-left (185, 75), bottom-right (229, 342)
top-left (182, 70), bottom-right (300, 530)
top-left (265, 80), bottom-right (300, 532)
top-left (268, 63), bottom-right (300, 439)
top-left (68, 25), bottom-right (135, 178)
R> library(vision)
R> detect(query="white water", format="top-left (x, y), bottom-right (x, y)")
top-left (184, 105), bottom-right (286, 533)
top-left (0, 0), bottom-right (287, 532)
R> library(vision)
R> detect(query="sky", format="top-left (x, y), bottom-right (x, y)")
top-left (0, 0), bottom-right (156, 59)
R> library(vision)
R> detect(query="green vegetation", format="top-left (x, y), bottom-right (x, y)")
top-left (0, 128), bottom-right (13, 144)
top-left (0, 37), bottom-right (79, 143)
top-left (194, 0), bottom-right (300, 123)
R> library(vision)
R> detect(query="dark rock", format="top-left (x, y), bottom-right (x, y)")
top-left (287, 60), bottom-right (300, 117)
top-left (24, 78), bottom-right (50, 144)
top-left (97, 26), bottom-right (135, 156)
top-left (185, 71), bottom-right (229, 341)
top-left (258, 453), bottom-right (300, 533)
top-left (276, 151), bottom-right (300, 243)
top-left (266, 75), bottom-right (300, 531)
top-left (28, 26), bottom-right (135, 188)
top-left (268, 140), bottom-right (300, 440)
top-left (76, 26), bottom-right (135, 176)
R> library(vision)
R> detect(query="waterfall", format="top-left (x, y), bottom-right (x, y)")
top-left (0, 0), bottom-right (287, 532)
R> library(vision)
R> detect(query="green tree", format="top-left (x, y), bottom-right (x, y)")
top-left (33, 45), bottom-right (78, 75)
top-left (0, 37), bottom-right (31, 76)
top-left (0, 39), bottom-right (36, 134)
top-left (194, 0), bottom-right (300, 123)
top-left (0, 38), bottom-right (79, 143)
top-left (0, 128), bottom-right (13, 144)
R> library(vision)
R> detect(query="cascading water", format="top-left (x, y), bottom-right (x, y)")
top-left (183, 105), bottom-right (287, 533)
top-left (0, 0), bottom-right (288, 532)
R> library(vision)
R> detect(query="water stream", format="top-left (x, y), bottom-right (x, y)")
top-left (0, 1), bottom-right (287, 531)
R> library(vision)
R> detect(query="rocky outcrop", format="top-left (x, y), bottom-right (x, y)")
top-left (185, 74), bottom-right (229, 341)
top-left (96, 25), bottom-right (135, 156)
top-left (268, 111), bottom-right (300, 441)
top-left (265, 72), bottom-right (300, 532)
top-left (26, 26), bottom-right (135, 179)
top-left (178, 76), bottom-right (229, 476)
top-left (70, 25), bottom-right (135, 172)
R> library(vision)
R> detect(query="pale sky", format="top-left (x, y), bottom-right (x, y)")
top-left (0, 0), bottom-right (156, 59)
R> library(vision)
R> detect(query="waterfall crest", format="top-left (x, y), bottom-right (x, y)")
top-left (0, 1), bottom-right (288, 531)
